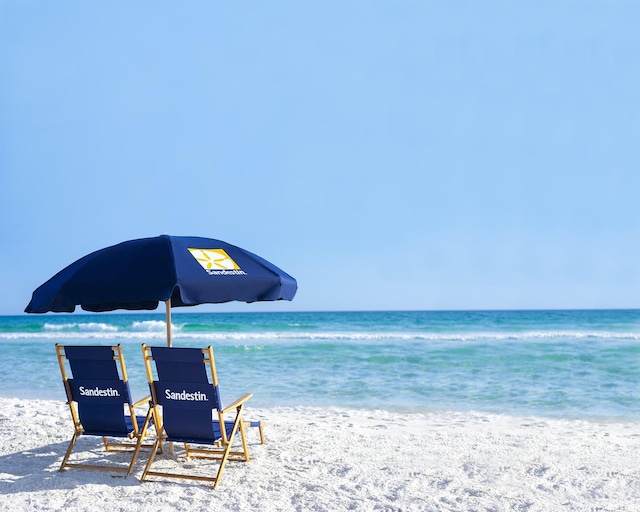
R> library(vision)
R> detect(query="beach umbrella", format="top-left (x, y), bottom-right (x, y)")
top-left (25, 234), bottom-right (297, 345)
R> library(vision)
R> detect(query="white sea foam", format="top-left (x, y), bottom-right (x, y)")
top-left (44, 322), bottom-right (119, 332)
top-left (0, 396), bottom-right (637, 511)
top-left (79, 322), bottom-right (119, 332)
top-left (130, 320), bottom-right (169, 332)
top-left (3, 329), bottom-right (640, 343)
top-left (43, 323), bottom-right (73, 331)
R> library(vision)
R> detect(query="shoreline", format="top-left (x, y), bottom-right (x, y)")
top-left (2, 392), bottom-right (638, 425)
top-left (1, 397), bottom-right (638, 511)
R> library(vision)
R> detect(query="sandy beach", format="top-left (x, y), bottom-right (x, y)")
top-left (0, 396), bottom-right (638, 511)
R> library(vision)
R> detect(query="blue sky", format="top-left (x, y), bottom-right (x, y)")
top-left (2, 1), bottom-right (639, 315)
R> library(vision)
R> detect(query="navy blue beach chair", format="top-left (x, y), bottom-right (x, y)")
top-left (55, 344), bottom-right (153, 476)
top-left (140, 344), bottom-right (255, 488)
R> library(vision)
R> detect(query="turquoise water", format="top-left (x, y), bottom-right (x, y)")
top-left (1, 310), bottom-right (638, 420)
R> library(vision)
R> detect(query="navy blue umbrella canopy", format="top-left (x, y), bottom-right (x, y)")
top-left (25, 235), bottom-right (297, 344)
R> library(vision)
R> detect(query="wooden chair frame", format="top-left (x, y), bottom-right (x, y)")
top-left (139, 344), bottom-right (254, 488)
top-left (56, 343), bottom-right (154, 476)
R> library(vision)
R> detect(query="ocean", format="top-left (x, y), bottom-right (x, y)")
top-left (1, 309), bottom-right (638, 421)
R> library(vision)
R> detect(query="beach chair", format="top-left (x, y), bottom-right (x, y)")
top-left (55, 344), bottom-right (153, 476)
top-left (139, 344), bottom-right (254, 488)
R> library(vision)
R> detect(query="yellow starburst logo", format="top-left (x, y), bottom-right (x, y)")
top-left (188, 248), bottom-right (241, 271)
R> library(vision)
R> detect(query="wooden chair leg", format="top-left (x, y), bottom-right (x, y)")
top-left (60, 432), bottom-right (81, 472)
top-left (140, 438), bottom-right (163, 482)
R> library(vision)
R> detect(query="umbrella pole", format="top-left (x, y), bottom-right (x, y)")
top-left (165, 298), bottom-right (175, 454)
top-left (165, 299), bottom-right (172, 347)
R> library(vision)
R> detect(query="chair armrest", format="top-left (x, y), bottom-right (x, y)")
top-left (132, 395), bottom-right (151, 408)
top-left (222, 393), bottom-right (253, 414)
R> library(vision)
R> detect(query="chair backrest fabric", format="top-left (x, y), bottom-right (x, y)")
top-left (148, 346), bottom-right (223, 443)
top-left (63, 345), bottom-right (133, 436)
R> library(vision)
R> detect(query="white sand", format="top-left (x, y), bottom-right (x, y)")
top-left (0, 397), bottom-right (638, 511)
